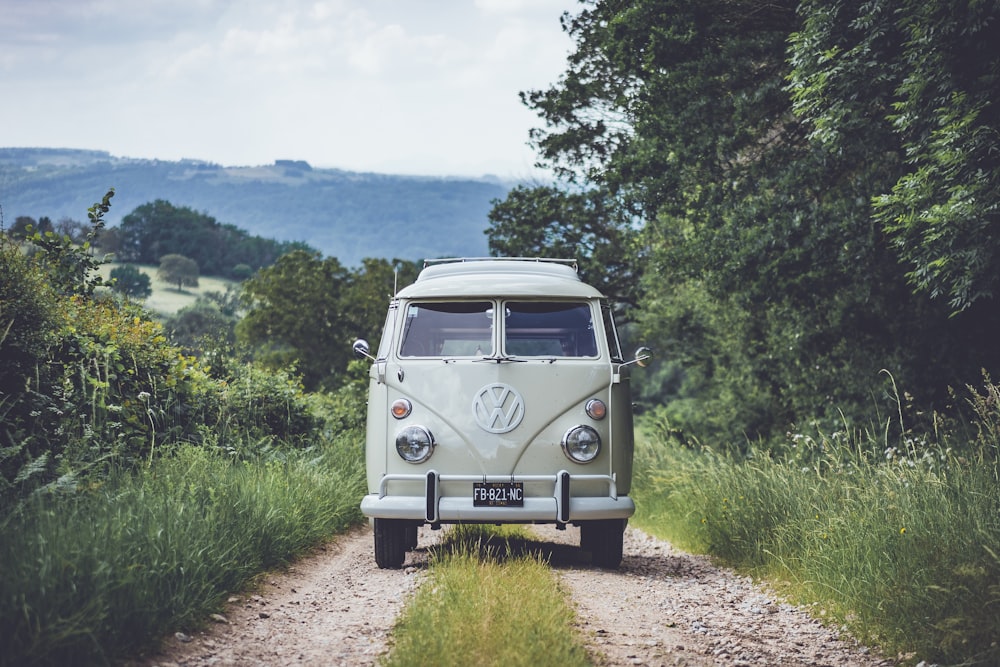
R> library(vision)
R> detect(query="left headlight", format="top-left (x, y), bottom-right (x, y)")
top-left (395, 425), bottom-right (435, 463)
top-left (561, 425), bottom-right (601, 463)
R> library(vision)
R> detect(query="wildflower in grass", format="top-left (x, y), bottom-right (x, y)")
top-left (899, 527), bottom-right (907, 535)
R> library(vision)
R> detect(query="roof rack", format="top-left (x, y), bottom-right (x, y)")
top-left (423, 257), bottom-right (578, 272)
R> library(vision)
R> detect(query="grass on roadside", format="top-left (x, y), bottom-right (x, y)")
top-left (631, 423), bottom-right (1000, 666)
top-left (0, 432), bottom-right (365, 667)
top-left (383, 526), bottom-right (592, 667)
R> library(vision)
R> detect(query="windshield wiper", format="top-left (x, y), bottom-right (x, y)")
top-left (474, 355), bottom-right (526, 363)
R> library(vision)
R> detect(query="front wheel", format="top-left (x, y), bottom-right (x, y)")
top-left (580, 519), bottom-right (626, 569)
top-left (374, 518), bottom-right (407, 569)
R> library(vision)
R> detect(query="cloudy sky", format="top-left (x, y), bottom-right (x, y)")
top-left (1, 0), bottom-right (579, 177)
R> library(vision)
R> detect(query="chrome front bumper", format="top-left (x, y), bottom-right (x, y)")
top-left (360, 469), bottom-right (636, 524)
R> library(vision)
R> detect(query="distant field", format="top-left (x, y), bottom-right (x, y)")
top-left (99, 263), bottom-right (235, 315)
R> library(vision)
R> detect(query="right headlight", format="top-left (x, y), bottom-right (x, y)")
top-left (561, 425), bottom-right (601, 463)
top-left (395, 425), bottom-right (435, 463)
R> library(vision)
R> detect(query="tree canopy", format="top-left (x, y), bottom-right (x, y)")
top-left (157, 254), bottom-right (200, 291)
top-left (118, 200), bottom-right (314, 279)
top-left (489, 0), bottom-right (1000, 446)
top-left (486, 184), bottom-right (642, 313)
top-left (788, 0), bottom-right (1000, 314)
top-left (109, 264), bottom-right (152, 299)
top-left (235, 252), bottom-right (421, 392)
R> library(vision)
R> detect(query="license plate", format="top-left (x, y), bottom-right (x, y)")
top-left (473, 481), bottom-right (524, 507)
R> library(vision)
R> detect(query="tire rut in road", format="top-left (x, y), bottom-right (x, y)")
top-left (132, 524), bottom-right (432, 667)
top-left (134, 523), bottom-right (892, 667)
top-left (530, 524), bottom-right (893, 667)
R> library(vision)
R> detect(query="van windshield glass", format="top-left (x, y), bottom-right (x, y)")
top-left (399, 302), bottom-right (493, 357)
top-left (504, 302), bottom-right (597, 358)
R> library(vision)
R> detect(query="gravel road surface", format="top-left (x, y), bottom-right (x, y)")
top-left (133, 523), bottom-right (893, 667)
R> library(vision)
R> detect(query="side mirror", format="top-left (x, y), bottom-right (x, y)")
top-left (353, 339), bottom-right (373, 360)
top-left (633, 346), bottom-right (653, 368)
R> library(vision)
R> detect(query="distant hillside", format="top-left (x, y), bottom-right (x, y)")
top-left (0, 148), bottom-right (513, 266)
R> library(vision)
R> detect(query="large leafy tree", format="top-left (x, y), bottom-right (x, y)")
top-left (109, 264), bottom-right (153, 299)
top-left (788, 0), bottom-right (1000, 314)
top-left (486, 185), bottom-right (641, 313)
top-left (235, 252), bottom-right (416, 391)
top-left (511, 0), bottom-right (1000, 444)
top-left (340, 258), bottom-right (422, 342)
top-left (237, 250), bottom-right (350, 391)
top-left (157, 254), bottom-right (200, 291)
top-left (118, 200), bottom-right (313, 278)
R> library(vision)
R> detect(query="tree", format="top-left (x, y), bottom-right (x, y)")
top-left (340, 258), bottom-right (422, 341)
top-left (237, 250), bottom-right (350, 391)
top-left (54, 217), bottom-right (89, 244)
top-left (236, 253), bottom-right (422, 391)
top-left (158, 254), bottom-right (199, 291)
top-left (788, 0), bottom-right (1000, 314)
top-left (515, 0), bottom-right (1000, 445)
top-left (109, 264), bottom-right (152, 299)
top-left (119, 199), bottom-right (316, 278)
top-left (486, 185), bottom-right (642, 315)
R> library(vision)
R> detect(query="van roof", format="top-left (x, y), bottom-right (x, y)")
top-left (396, 258), bottom-right (605, 299)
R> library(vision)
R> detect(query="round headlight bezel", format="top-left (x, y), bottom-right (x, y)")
top-left (561, 425), bottom-right (602, 463)
top-left (395, 425), bottom-right (435, 463)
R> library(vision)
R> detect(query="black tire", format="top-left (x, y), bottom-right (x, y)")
top-left (580, 519), bottom-right (626, 569)
top-left (405, 523), bottom-right (419, 550)
top-left (374, 518), bottom-right (407, 569)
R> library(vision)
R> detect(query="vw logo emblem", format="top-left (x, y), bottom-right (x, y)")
top-left (472, 383), bottom-right (525, 434)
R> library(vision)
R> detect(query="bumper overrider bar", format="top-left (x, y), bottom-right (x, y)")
top-left (360, 470), bottom-right (635, 524)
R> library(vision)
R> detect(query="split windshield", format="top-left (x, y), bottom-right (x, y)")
top-left (399, 301), bottom-right (598, 358)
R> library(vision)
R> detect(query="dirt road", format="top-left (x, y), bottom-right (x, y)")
top-left (134, 524), bottom-right (892, 667)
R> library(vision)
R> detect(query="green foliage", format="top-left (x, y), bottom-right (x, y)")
top-left (2, 192), bottom-right (333, 508)
top-left (162, 293), bottom-right (238, 356)
top-left (632, 381), bottom-right (1000, 665)
top-left (6, 215), bottom-right (53, 240)
top-left (513, 0), bottom-right (1000, 446)
top-left (486, 184), bottom-right (642, 314)
top-left (118, 199), bottom-right (314, 280)
top-left (203, 360), bottom-right (325, 457)
top-left (26, 189), bottom-right (114, 298)
top-left (157, 253), bottom-right (200, 291)
top-left (0, 435), bottom-right (365, 667)
top-left (237, 250), bottom-right (349, 391)
top-left (0, 191), bottom-right (373, 665)
top-left (237, 253), bottom-right (419, 392)
top-left (788, 0), bottom-right (1000, 314)
top-left (109, 263), bottom-right (152, 299)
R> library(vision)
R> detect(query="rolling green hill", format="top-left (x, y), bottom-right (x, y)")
top-left (0, 148), bottom-right (512, 267)
top-left (98, 263), bottom-right (234, 315)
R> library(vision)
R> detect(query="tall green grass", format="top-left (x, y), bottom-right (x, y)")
top-left (384, 526), bottom-right (591, 667)
top-left (632, 410), bottom-right (1000, 665)
top-left (0, 432), bottom-right (365, 667)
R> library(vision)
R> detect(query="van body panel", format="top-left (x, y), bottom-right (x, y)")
top-left (357, 258), bottom-right (640, 567)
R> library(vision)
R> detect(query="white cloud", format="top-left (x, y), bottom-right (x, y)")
top-left (0, 0), bottom-right (579, 176)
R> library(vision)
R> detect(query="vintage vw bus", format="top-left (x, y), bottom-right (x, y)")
top-left (352, 258), bottom-right (647, 568)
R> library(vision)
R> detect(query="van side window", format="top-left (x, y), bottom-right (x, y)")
top-left (504, 302), bottom-right (597, 357)
top-left (399, 302), bottom-right (493, 357)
